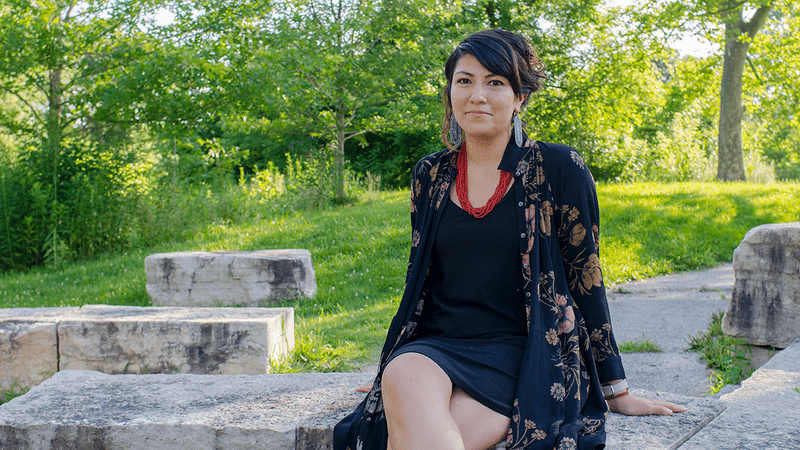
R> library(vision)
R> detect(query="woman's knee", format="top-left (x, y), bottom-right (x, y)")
top-left (382, 353), bottom-right (451, 412)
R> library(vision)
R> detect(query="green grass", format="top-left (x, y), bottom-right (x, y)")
top-left (1, 190), bottom-right (410, 371)
top-left (598, 181), bottom-right (800, 285)
top-left (1, 181), bottom-right (799, 373)
top-left (687, 310), bottom-right (755, 395)
top-left (0, 382), bottom-right (29, 406)
top-left (618, 339), bottom-right (663, 353)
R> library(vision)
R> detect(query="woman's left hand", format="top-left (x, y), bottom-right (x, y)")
top-left (606, 393), bottom-right (688, 416)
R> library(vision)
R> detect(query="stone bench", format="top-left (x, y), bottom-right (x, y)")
top-left (0, 307), bottom-right (73, 391)
top-left (145, 250), bottom-right (317, 307)
top-left (0, 370), bottom-right (724, 450)
top-left (0, 305), bottom-right (294, 391)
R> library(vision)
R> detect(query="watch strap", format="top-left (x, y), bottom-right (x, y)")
top-left (601, 379), bottom-right (629, 399)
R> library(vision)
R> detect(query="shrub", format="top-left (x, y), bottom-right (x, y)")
top-left (0, 138), bottom-right (136, 270)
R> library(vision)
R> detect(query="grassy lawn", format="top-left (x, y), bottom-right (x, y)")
top-left (599, 181), bottom-right (800, 284)
top-left (1, 181), bottom-right (798, 371)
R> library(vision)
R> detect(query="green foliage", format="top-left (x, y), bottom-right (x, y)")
top-left (283, 147), bottom-right (356, 209)
top-left (3, 0), bottom-right (800, 250)
top-left (232, 0), bottom-right (461, 199)
top-left (745, 2), bottom-right (800, 180)
top-left (618, 339), bottom-right (663, 353)
top-left (3, 182), bottom-right (800, 371)
top-left (272, 332), bottom-right (357, 373)
top-left (0, 138), bottom-right (136, 270)
top-left (688, 310), bottom-right (754, 395)
top-left (0, 381), bottom-right (29, 406)
top-left (345, 128), bottom-right (443, 189)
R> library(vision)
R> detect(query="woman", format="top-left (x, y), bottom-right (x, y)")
top-left (335, 29), bottom-right (686, 450)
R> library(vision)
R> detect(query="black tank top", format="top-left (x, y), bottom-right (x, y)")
top-left (419, 189), bottom-right (528, 338)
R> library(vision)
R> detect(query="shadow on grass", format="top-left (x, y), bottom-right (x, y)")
top-left (599, 182), bottom-right (799, 285)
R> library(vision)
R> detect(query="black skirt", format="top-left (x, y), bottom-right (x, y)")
top-left (387, 333), bottom-right (527, 418)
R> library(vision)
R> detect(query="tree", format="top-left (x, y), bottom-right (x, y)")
top-left (623, 0), bottom-right (800, 181)
top-left (0, 0), bottom-right (156, 266)
top-left (478, 0), bottom-right (674, 180)
top-left (716, 0), bottom-right (772, 181)
top-left (742, 3), bottom-right (800, 179)
top-left (617, 0), bottom-right (800, 181)
top-left (0, 0), bottom-right (153, 155)
top-left (0, 0), bottom-right (115, 264)
top-left (239, 0), bottom-right (461, 200)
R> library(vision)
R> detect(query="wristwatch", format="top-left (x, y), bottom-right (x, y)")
top-left (601, 379), bottom-right (629, 399)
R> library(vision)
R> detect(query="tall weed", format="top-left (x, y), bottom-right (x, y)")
top-left (649, 111), bottom-right (716, 182)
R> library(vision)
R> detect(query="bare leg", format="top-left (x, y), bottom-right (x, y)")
top-left (450, 387), bottom-right (510, 450)
top-left (383, 353), bottom-right (464, 450)
top-left (383, 353), bottom-right (510, 450)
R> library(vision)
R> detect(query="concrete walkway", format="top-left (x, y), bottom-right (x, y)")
top-left (608, 263), bottom-right (733, 397)
top-left (608, 263), bottom-right (800, 449)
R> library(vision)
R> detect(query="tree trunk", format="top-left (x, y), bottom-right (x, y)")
top-left (46, 68), bottom-right (63, 168)
top-left (716, 1), bottom-right (773, 181)
top-left (717, 26), bottom-right (748, 181)
top-left (45, 67), bottom-right (63, 267)
top-left (334, 112), bottom-right (346, 199)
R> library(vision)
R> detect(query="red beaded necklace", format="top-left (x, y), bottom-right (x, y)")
top-left (455, 145), bottom-right (512, 219)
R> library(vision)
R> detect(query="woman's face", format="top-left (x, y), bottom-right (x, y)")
top-left (450, 53), bottom-right (524, 143)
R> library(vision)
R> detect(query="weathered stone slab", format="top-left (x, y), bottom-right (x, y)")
top-left (497, 390), bottom-right (723, 450)
top-left (0, 370), bottom-right (372, 450)
top-left (146, 250), bottom-right (317, 307)
top-left (724, 222), bottom-right (800, 348)
top-left (0, 370), bottom-right (725, 450)
top-left (58, 305), bottom-right (294, 375)
top-left (677, 337), bottom-right (800, 449)
top-left (0, 307), bottom-right (77, 390)
top-left (606, 390), bottom-right (724, 450)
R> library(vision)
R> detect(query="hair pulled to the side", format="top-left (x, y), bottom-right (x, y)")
top-left (441, 29), bottom-right (547, 150)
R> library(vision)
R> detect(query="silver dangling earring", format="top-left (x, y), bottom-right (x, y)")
top-left (449, 113), bottom-right (462, 148)
top-left (513, 112), bottom-right (524, 147)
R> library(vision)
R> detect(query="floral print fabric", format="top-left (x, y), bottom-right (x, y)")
top-left (334, 136), bottom-right (625, 450)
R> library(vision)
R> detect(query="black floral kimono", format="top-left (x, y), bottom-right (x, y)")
top-left (334, 136), bottom-right (625, 450)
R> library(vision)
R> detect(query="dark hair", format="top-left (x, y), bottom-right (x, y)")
top-left (441, 29), bottom-right (547, 149)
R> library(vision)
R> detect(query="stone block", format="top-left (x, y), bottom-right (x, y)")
top-left (58, 305), bottom-right (294, 375)
top-left (677, 337), bottom-right (800, 449)
top-left (723, 222), bottom-right (800, 348)
top-left (0, 370), bottom-right (372, 450)
top-left (0, 371), bottom-right (725, 450)
top-left (145, 250), bottom-right (317, 307)
top-left (606, 390), bottom-right (724, 450)
top-left (0, 308), bottom-right (77, 390)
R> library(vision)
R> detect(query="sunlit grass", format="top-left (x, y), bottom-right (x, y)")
top-left (598, 181), bottom-right (800, 285)
top-left (2, 182), bottom-right (799, 371)
top-left (687, 310), bottom-right (758, 395)
top-left (0, 250), bottom-right (151, 308)
top-left (618, 339), bottom-right (663, 353)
